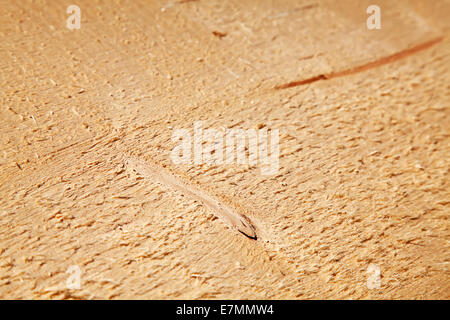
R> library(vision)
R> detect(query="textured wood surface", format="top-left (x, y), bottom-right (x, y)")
top-left (0, 0), bottom-right (449, 299)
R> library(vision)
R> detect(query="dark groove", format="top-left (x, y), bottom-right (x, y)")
top-left (275, 37), bottom-right (443, 90)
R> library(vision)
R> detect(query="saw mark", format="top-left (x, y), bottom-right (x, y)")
top-left (125, 158), bottom-right (257, 239)
top-left (275, 37), bottom-right (443, 90)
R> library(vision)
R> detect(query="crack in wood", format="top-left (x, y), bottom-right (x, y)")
top-left (275, 37), bottom-right (443, 90)
top-left (125, 157), bottom-right (258, 240)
